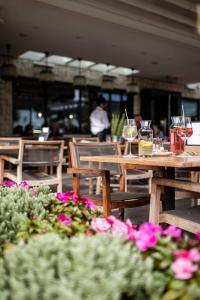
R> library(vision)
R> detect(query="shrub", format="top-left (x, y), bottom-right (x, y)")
top-left (0, 184), bottom-right (101, 251)
top-left (0, 184), bottom-right (49, 246)
top-left (0, 233), bottom-right (165, 300)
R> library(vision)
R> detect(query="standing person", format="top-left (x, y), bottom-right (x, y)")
top-left (90, 96), bottom-right (110, 141)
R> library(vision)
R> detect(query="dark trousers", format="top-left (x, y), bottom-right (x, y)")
top-left (92, 129), bottom-right (107, 142)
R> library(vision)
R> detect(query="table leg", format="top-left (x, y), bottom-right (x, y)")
top-left (164, 167), bottom-right (175, 210)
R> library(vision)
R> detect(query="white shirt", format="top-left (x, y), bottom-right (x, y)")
top-left (90, 106), bottom-right (110, 135)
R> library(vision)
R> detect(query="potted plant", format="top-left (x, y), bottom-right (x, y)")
top-left (111, 114), bottom-right (125, 142)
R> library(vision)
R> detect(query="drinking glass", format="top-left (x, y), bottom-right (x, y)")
top-left (176, 117), bottom-right (193, 156)
top-left (122, 119), bottom-right (138, 157)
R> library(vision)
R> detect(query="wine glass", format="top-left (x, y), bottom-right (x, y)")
top-left (176, 117), bottom-right (193, 156)
top-left (122, 119), bottom-right (138, 157)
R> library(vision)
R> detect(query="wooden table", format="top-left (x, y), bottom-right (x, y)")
top-left (80, 154), bottom-right (200, 211)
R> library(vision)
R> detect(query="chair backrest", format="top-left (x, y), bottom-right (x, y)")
top-left (69, 142), bottom-right (122, 174)
top-left (0, 137), bottom-right (21, 156)
top-left (18, 140), bottom-right (64, 166)
top-left (72, 137), bottom-right (100, 143)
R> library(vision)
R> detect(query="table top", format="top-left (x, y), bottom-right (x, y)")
top-left (80, 154), bottom-right (200, 168)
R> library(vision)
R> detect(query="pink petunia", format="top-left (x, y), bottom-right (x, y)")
top-left (56, 191), bottom-right (74, 202)
top-left (19, 181), bottom-right (29, 188)
top-left (172, 257), bottom-right (197, 280)
top-left (175, 248), bottom-right (200, 262)
top-left (79, 197), bottom-right (96, 208)
top-left (58, 213), bottom-right (72, 226)
top-left (134, 230), bottom-right (158, 252)
top-left (3, 180), bottom-right (15, 187)
top-left (91, 217), bottom-right (111, 232)
top-left (107, 216), bottom-right (117, 225)
top-left (86, 229), bottom-right (92, 236)
top-left (196, 232), bottom-right (200, 241)
top-left (111, 219), bottom-right (128, 236)
top-left (139, 222), bottom-right (162, 234)
top-left (126, 219), bottom-right (137, 240)
top-left (83, 199), bottom-right (96, 209)
top-left (163, 225), bottom-right (182, 239)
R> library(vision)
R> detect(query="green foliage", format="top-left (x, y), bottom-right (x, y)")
top-left (0, 185), bottom-right (101, 252)
top-left (0, 233), bottom-right (167, 300)
top-left (111, 114), bottom-right (125, 136)
top-left (0, 185), bottom-right (50, 246)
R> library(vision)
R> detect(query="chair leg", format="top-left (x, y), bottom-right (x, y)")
top-left (118, 208), bottom-right (125, 221)
top-left (57, 181), bottom-right (62, 192)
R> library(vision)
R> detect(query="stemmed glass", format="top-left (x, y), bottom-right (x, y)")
top-left (176, 117), bottom-right (193, 156)
top-left (122, 119), bottom-right (138, 157)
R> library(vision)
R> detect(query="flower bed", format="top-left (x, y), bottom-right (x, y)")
top-left (0, 182), bottom-right (200, 300)
top-left (0, 182), bottom-right (101, 250)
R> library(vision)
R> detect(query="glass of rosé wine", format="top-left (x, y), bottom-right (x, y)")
top-left (176, 117), bottom-right (193, 156)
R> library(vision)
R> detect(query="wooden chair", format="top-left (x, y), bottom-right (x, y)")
top-left (68, 142), bottom-right (150, 219)
top-left (149, 177), bottom-right (200, 233)
top-left (124, 141), bottom-right (153, 192)
top-left (0, 140), bottom-right (64, 192)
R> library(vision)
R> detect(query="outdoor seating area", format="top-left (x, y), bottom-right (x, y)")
top-left (1, 0), bottom-right (200, 299)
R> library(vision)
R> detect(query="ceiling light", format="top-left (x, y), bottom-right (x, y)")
top-left (73, 58), bottom-right (87, 87)
top-left (39, 51), bottom-right (54, 82)
top-left (126, 68), bottom-right (139, 94)
top-left (101, 63), bottom-right (115, 90)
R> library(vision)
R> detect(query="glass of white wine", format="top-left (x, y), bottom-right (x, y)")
top-left (122, 119), bottom-right (138, 157)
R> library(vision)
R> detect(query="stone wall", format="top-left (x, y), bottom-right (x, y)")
top-left (0, 80), bottom-right (12, 136)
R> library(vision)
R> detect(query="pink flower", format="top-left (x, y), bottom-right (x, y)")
top-left (107, 216), bottom-right (117, 225)
top-left (86, 229), bottom-right (92, 236)
top-left (163, 225), bottom-right (182, 239)
top-left (139, 222), bottom-right (162, 234)
top-left (19, 181), bottom-right (29, 188)
top-left (3, 180), bottom-right (15, 187)
top-left (91, 217), bottom-right (111, 232)
top-left (80, 197), bottom-right (96, 209)
top-left (56, 191), bottom-right (74, 202)
top-left (134, 230), bottom-right (158, 251)
top-left (111, 219), bottom-right (128, 236)
top-left (72, 194), bottom-right (79, 202)
top-left (175, 248), bottom-right (200, 262)
top-left (172, 257), bottom-right (197, 280)
top-left (126, 219), bottom-right (137, 240)
top-left (196, 232), bottom-right (200, 241)
top-left (58, 213), bottom-right (72, 226)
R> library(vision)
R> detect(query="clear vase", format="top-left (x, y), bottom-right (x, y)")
top-left (138, 120), bottom-right (153, 157)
